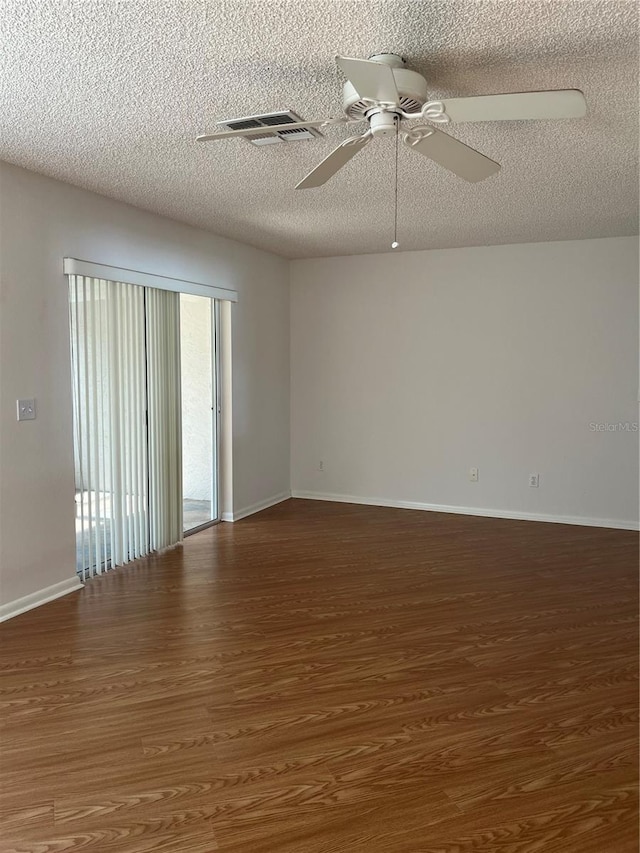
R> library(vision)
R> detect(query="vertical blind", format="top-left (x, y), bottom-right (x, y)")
top-left (69, 274), bottom-right (182, 580)
top-left (146, 287), bottom-right (182, 551)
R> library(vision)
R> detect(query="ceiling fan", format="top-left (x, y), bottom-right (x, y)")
top-left (196, 53), bottom-right (587, 189)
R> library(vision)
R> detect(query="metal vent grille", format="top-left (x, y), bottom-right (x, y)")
top-left (277, 127), bottom-right (317, 140)
top-left (216, 110), bottom-right (323, 146)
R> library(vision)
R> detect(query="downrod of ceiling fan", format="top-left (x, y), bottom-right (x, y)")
top-left (367, 53), bottom-right (406, 68)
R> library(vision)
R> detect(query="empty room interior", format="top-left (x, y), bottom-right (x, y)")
top-left (0, 1), bottom-right (638, 851)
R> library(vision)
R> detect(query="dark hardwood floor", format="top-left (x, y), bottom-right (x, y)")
top-left (1, 499), bottom-right (638, 852)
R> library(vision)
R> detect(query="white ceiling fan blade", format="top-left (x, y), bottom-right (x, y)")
top-left (296, 134), bottom-right (371, 189)
top-left (441, 90), bottom-right (587, 123)
top-left (336, 55), bottom-right (399, 104)
top-left (405, 128), bottom-right (500, 182)
top-left (196, 119), bottom-right (340, 142)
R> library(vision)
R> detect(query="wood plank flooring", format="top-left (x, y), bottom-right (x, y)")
top-left (0, 499), bottom-right (637, 852)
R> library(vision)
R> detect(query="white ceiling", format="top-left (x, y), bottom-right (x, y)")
top-left (1, 0), bottom-right (638, 258)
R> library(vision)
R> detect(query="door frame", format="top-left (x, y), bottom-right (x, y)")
top-left (183, 297), bottom-right (221, 536)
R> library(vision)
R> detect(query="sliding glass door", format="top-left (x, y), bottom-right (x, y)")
top-left (179, 294), bottom-right (220, 533)
top-left (69, 276), bottom-right (182, 579)
top-left (69, 272), bottom-right (223, 578)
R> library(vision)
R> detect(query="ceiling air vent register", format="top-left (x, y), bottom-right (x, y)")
top-left (215, 111), bottom-right (323, 146)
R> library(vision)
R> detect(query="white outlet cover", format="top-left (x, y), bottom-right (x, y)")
top-left (17, 398), bottom-right (36, 421)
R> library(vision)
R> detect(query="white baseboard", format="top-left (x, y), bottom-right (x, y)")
top-left (290, 490), bottom-right (639, 531)
top-left (222, 491), bottom-right (291, 523)
top-left (0, 576), bottom-right (84, 623)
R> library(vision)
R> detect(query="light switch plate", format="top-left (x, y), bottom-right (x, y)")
top-left (17, 399), bottom-right (36, 421)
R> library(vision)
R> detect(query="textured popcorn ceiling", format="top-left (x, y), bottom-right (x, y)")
top-left (1, 0), bottom-right (638, 258)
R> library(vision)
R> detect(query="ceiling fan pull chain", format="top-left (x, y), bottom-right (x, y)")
top-left (392, 119), bottom-right (399, 250)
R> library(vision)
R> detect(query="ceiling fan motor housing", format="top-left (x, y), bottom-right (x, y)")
top-left (342, 54), bottom-right (429, 121)
top-left (368, 111), bottom-right (399, 137)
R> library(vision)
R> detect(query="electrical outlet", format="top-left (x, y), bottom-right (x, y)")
top-left (469, 467), bottom-right (478, 482)
top-left (319, 460), bottom-right (324, 472)
top-left (529, 473), bottom-right (540, 488)
top-left (17, 399), bottom-right (36, 421)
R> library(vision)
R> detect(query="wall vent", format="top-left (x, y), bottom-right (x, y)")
top-left (215, 111), bottom-right (323, 146)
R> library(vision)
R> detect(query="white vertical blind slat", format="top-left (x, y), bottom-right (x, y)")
top-left (70, 277), bottom-right (86, 581)
top-left (107, 284), bottom-right (122, 566)
top-left (121, 287), bottom-right (135, 561)
top-left (131, 291), bottom-right (140, 558)
top-left (139, 292), bottom-right (149, 554)
top-left (95, 279), bottom-right (105, 572)
top-left (136, 289), bottom-right (146, 557)
top-left (174, 301), bottom-right (183, 537)
top-left (88, 279), bottom-right (100, 573)
top-left (116, 284), bottom-right (126, 565)
top-left (81, 276), bottom-right (94, 577)
top-left (149, 294), bottom-right (156, 549)
top-left (101, 278), bottom-right (111, 571)
top-left (146, 288), bottom-right (182, 551)
top-left (148, 293), bottom-right (157, 550)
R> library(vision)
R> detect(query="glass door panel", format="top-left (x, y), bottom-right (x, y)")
top-left (179, 294), bottom-right (217, 533)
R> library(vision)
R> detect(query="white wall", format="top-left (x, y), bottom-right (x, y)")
top-left (291, 237), bottom-right (639, 528)
top-left (0, 161), bottom-right (290, 607)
